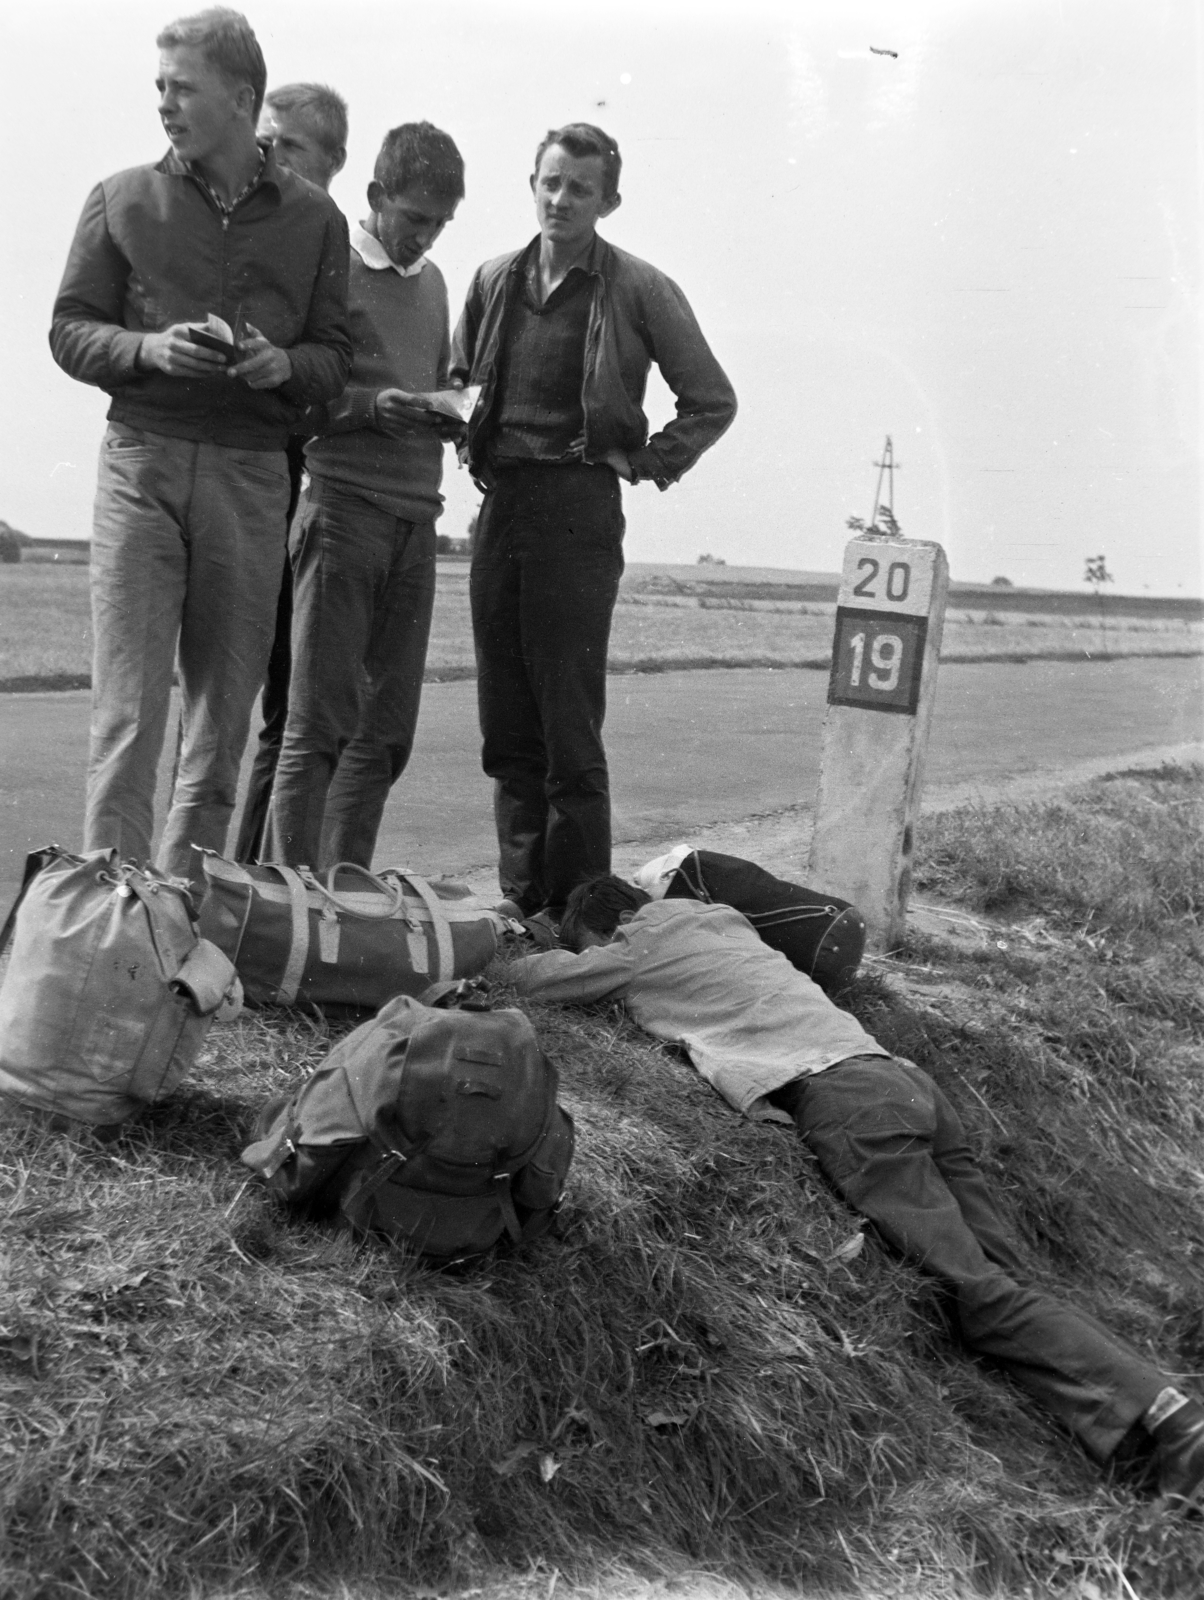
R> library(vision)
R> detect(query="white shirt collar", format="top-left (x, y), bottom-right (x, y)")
top-left (352, 221), bottom-right (427, 278)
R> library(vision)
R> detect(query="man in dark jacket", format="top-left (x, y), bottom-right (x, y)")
top-left (49, 8), bottom-right (351, 882)
top-left (451, 124), bottom-right (736, 921)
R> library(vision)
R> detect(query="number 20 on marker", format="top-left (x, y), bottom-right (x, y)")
top-left (827, 607), bottom-right (928, 715)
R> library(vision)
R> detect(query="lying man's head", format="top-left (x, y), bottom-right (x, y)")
top-left (560, 875), bottom-right (651, 952)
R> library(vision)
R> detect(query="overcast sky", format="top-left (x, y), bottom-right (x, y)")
top-left (1, 0), bottom-right (1198, 594)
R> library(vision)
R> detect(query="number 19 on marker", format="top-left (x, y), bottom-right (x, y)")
top-left (827, 607), bottom-right (928, 715)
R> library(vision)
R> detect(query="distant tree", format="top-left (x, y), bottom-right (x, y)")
top-left (846, 506), bottom-right (902, 538)
top-left (990, 575), bottom-right (1014, 587)
top-left (0, 525), bottom-right (21, 564)
top-left (1084, 554), bottom-right (1113, 595)
top-left (1084, 554), bottom-right (1114, 651)
top-left (696, 553), bottom-right (726, 566)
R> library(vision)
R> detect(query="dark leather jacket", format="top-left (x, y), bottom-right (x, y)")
top-left (50, 147), bottom-right (351, 451)
top-left (450, 235), bottom-right (736, 491)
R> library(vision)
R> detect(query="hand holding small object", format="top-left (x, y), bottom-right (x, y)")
top-left (138, 323), bottom-right (230, 378)
top-left (375, 388), bottom-right (445, 434)
top-left (228, 324), bottom-right (292, 390)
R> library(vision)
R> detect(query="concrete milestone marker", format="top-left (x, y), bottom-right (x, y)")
top-left (807, 534), bottom-right (949, 950)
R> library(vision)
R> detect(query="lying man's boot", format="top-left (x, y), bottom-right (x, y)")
top-left (1151, 1397), bottom-right (1204, 1512)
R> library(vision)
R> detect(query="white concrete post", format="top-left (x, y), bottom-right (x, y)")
top-left (807, 535), bottom-right (949, 951)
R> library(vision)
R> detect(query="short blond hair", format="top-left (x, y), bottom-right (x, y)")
top-left (157, 7), bottom-right (267, 120)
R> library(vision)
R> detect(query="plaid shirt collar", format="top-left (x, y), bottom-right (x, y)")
top-left (186, 141), bottom-right (268, 217)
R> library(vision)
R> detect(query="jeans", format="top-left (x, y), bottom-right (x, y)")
top-left (233, 435), bottom-right (306, 862)
top-left (776, 1057), bottom-right (1166, 1461)
top-left (470, 463), bottom-right (625, 913)
top-left (87, 424), bottom-right (288, 879)
top-left (270, 478), bottom-right (436, 871)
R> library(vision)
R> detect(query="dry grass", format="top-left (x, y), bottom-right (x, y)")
top-left (3, 769), bottom-right (1204, 1597)
top-left (2, 564), bottom-right (1198, 690)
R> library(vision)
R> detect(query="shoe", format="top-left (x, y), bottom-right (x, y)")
top-left (1153, 1399), bottom-right (1204, 1513)
top-left (494, 898), bottom-right (526, 922)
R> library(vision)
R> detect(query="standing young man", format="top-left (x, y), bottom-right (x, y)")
top-left (50, 9), bottom-right (351, 882)
top-left (233, 81), bottom-right (349, 863)
top-left (451, 124), bottom-right (737, 921)
top-left (269, 123), bottom-right (464, 871)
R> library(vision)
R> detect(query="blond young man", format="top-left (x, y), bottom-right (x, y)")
top-left (50, 9), bottom-right (350, 880)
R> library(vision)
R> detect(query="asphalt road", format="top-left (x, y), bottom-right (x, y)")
top-left (1, 654), bottom-right (1201, 906)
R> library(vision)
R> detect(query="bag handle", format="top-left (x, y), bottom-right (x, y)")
top-left (306, 861), bottom-right (405, 920)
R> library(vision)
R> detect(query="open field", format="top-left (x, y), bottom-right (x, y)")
top-left (2, 766), bottom-right (1202, 1599)
top-left (1, 562), bottom-right (1199, 690)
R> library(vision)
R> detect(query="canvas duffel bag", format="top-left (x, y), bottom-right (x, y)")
top-left (635, 846), bottom-right (867, 990)
top-left (241, 993), bottom-right (574, 1260)
top-left (0, 846), bottom-right (241, 1126)
top-left (196, 852), bottom-right (504, 1010)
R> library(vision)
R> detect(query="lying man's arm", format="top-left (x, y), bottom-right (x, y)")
top-left (512, 941), bottom-right (634, 1005)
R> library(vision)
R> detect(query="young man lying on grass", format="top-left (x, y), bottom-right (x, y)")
top-left (512, 875), bottom-right (1204, 1512)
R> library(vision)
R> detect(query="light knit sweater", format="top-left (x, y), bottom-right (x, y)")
top-left (304, 239), bottom-right (450, 523)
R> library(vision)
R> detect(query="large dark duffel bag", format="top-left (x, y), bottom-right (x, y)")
top-left (656, 849), bottom-right (866, 990)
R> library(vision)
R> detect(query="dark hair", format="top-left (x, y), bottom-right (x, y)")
top-left (533, 123), bottom-right (621, 200)
top-left (374, 122), bottom-right (465, 202)
top-left (157, 8), bottom-right (267, 121)
top-left (264, 82), bottom-right (348, 162)
top-left (560, 875), bottom-right (651, 952)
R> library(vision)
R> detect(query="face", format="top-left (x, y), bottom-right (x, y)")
top-left (530, 144), bottom-right (619, 253)
top-left (257, 106), bottom-right (342, 190)
top-left (367, 183), bottom-right (459, 268)
top-left (157, 45), bottom-right (251, 167)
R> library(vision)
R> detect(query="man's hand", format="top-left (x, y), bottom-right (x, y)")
top-left (137, 323), bottom-right (230, 378)
top-left (604, 448), bottom-right (634, 482)
top-left (375, 389), bottom-right (447, 437)
top-left (228, 324), bottom-right (292, 390)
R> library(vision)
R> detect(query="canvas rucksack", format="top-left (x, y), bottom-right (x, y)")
top-left (0, 846), bottom-right (241, 1127)
top-left (241, 993), bottom-right (574, 1261)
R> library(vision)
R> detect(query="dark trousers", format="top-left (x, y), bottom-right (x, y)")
top-left (233, 437), bottom-right (305, 862)
top-left (270, 478), bottom-right (436, 871)
top-left (470, 463), bottom-right (625, 914)
top-left (775, 1057), bottom-right (1165, 1461)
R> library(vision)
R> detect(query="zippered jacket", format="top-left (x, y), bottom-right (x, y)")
top-left (50, 147), bottom-right (351, 452)
top-left (450, 235), bottom-right (736, 491)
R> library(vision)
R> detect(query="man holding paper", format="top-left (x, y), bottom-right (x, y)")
top-left (269, 121), bottom-right (466, 871)
top-left (49, 8), bottom-right (351, 881)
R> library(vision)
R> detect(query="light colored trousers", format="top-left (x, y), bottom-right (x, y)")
top-left (86, 423), bottom-right (289, 879)
top-left (270, 477), bottom-right (436, 871)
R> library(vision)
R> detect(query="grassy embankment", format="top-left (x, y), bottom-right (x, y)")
top-left (2, 766), bottom-right (1202, 1599)
top-left (1, 562), bottom-right (1199, 690)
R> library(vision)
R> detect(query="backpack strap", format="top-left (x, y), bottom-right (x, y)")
top-left (274, 866), bottom-right (312, 1004)
top-left (241, 1107), bottom-right (304, 1178)
top-left (0, 846), bottom-right (62, 957)
top-left (493, 1171), bottom-right (524, 1244)
top-left (402, 873), bottom-right (455, 981)
top-left (745, 903), bottom-right (840, 929)
top-left (675, 850), bottom-right (711, 903)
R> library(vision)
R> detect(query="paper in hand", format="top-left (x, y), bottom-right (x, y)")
top-left (407, 384), bottom-right (481, 422)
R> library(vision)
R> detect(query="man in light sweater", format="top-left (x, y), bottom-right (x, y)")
top-left (270, 122), bottom-right (464, 870)
top-left (514, 875), bottom-right (1204, 1511)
